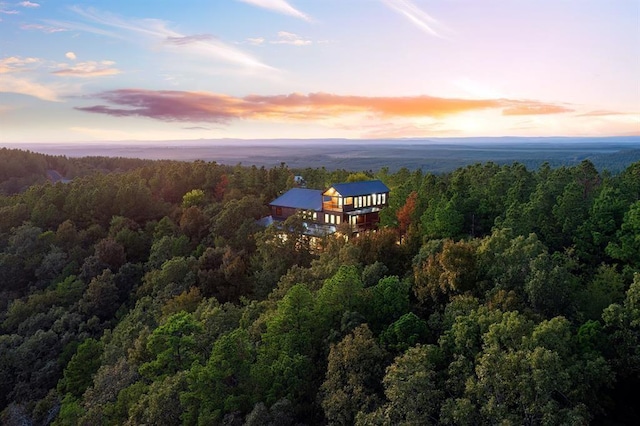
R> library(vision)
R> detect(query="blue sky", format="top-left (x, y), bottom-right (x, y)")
top-left (1, 0), bottom-right (638, 142)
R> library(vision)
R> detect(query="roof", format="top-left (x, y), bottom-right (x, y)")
top-left (327, 180), bottom-right (390, 197)
top-left (270, 188), bottom-right (323, 211)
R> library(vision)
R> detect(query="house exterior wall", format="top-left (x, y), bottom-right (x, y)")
top-left (271, 205), bottom-right (319, 223)
top-left (271, 205), bottom-right (298, 221)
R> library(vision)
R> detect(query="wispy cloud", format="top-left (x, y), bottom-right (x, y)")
top-left (0, 56), bottom-right (40, 73)
top-left (48, 6), bottom-right (274, 71)
top-left (76, 89), bottom-right (573, 123)
top-left (575, 110), bottom-right (636, 117)
top-left (242, 31), bottom-right (316, 46)
top-left (271, 31), bottom-right (312, 46)
top-left (20, 23), bottom-right (68, 33)
top-left (355, 121), bottom-right (452, 139)
top-left (501, 101), bottom-right (573, 116)
top-left (381, 0), bottom-right (447, 38)
top-left (53, 60), bottom-right (121, 78)
top-left (0, 74), bottom-right (60, 101)
top-left (0, 56), bottom-right (57, 100)
top-left (246, 37), bottom-right (265, 46)
top-left (183, 126), bottom-right (215, 130)
top-left (165, 34), bottom-right (216, 45)
top-left (18, 1), bottom-right (39, 8)
top-left (237, 0), bottom-right (311, 22)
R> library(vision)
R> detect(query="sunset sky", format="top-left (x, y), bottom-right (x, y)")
top-left (1, 0), bottom-right (638, 143)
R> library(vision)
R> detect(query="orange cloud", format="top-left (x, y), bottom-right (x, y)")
top-left (575, 110), bottom-right (634, 117)
top-left (501, 101), bottom-right (573, 115)
top-left (75, 89), bottom-right (573, 122)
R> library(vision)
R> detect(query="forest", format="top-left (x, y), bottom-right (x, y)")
top-left (0, 147), bottom-right (638, 425)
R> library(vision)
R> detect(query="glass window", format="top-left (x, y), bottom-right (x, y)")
top-left (336, 215), bottom-right (341, 225)
top-left (324, 214), bottom-right (329, 223)
top-left (367, 195), bottom-right (372, 206)
top-left (382, 193), bottom-right (386, 204)
top-left (345, 197), bottom-right (353, 205)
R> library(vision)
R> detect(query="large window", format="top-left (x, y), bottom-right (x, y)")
top-left (302, 210), bottom-right (318, 221)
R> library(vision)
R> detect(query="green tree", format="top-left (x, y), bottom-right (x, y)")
top-left (601, 273), bottom-right (640, 423)
top-left (525, 252), bottom-right (577, 318)
top-left (140, 311), bottom-right (203, 378)
top-left (79, 269), bottom-right (120, 320)
top-left (252, 213), bottom-right (314, 298)
top-left (380, 312), bottom-right (428, 352)
top-left (127, 372), bottom-right (188, 426)
top-left (183, 328), bottom-right (255, 424)
top-left (58, 338), bottom-right (103, 398)
top-left (578, 264), bottom-right (626, 321)
top-left (182, 189), bottom-right (206, 208)
top-left (606, 201), bottom-right (640, 272)
top-left (374, 344), bottom-right (444, 425)
top-left (251, 285), bottom-right (317, 409)
top-left (414, 239), bottom-right (478, 305)
top-left (421, 195), bottom-right (465, 239)
top-left (363, 276), bottom-right (410, 333)
top-left (315, 265), bottom-right (364, 332)
top-left (320, 324), bottom-right (387, 425)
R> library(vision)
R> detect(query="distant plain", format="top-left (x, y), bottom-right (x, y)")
top-left (4, 136), bottom-right (639, 173)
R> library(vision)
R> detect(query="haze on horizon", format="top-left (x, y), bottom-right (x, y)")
top-left (1, 0), bottom-right (638, 143)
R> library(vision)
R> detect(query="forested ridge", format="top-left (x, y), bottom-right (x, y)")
top-left (0, 148), bottom-right (638, 425)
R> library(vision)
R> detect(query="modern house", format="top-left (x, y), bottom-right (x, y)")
top-left (266, 179), bottom-right (390, 235)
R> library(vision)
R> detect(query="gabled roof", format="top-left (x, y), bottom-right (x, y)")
top-left (270, 188), bottom-right (323, 211)
top-left (327, 180), bottom-right (390, 197)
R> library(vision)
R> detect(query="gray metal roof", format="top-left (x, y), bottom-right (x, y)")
top-left (328, 180), bottom-right (390, 197)
top-left (269, 188), bottom-right (323, 211)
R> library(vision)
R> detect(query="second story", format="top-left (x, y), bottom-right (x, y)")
top-left (322, 180), bottom-right (390, 213)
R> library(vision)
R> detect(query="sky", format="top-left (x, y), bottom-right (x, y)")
top-left (0, 0), bottom-right (639, 143)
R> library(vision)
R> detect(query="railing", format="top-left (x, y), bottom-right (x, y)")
top-left (322, 201), bottom-right (342, 211)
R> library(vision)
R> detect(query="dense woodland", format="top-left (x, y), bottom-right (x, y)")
top-left (0, 147), bottom-right (638, 425)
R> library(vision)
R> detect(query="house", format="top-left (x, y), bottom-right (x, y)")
top-left (267, 179), bottom-right (390, 235)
